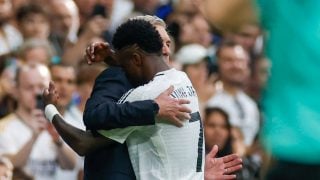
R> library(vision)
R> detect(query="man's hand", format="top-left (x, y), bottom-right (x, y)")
top-left (30, 109), bottom-right (48, 135)
top-left (85, 42), bottom-right (114, 65)
top-left (155, 86), bottom-right (192, 127)
top-left (43, 81), bottom-right (59, 106)
top-left (205, 145), bottom-right (242, 180)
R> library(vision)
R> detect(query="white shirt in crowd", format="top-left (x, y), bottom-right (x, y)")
top-left (99, 68), bottom-right (205, 180)
top-left (56, 105), bottom-right (85, 180)
top-left (207, 89), bottom-right (260, 146)
top-left (0, 114), bottom-right (59, 180)
top-left (0, 24), bottom-right (23, 56)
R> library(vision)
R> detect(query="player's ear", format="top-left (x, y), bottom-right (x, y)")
top-left (132, 52), bottom-right (143, 66)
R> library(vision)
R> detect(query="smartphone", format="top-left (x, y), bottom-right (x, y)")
top-left (91, 4), bottom-right (107, 18)
top-left (36, 94), bottom-right (45, 110)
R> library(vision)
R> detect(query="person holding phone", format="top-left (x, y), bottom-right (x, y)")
top-left (0, 63), bottom-right (76, 180)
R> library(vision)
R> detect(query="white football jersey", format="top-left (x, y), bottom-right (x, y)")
top-left (99, 68), bottom-right (204, 180)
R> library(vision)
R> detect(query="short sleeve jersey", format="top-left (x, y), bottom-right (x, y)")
top-left (99, 68), bottom-right (204, 180)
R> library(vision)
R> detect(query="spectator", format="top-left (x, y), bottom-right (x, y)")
top-left (175, 43), bottom-right (215, 116)
top-left (0, 58), bottom-right (17, 118)
top-left (207, 40), bottom-right (260, 146)
top-left (49, 63), bottom-right (83, 180)
top-left (204, 107), bottom-right (233, 157)
top-left (18, 38), bottom-right (55, 65)
top-left (129, 0), bottom-right (161, 17)
top-left (229, 22), bottom-right (262, 58)
top-left (48, 0), bottom-right (80, 56)
top-left (0, 63), bottom-right (76, 180)
top-left (0, 0), bottom-right (23, 56)
top-left (61, 8), bottom-right (108, 66)
top-left (49, 63), bottom-right (77, 117)
top-left (246, 56), bottom-right (270, 105)
top-left (16, 3), bottom-right (50, 40)
top-left (75, 63), bottom-right (105, 114)
top-left (189, 14), bottom-right (213, 48)
top-left (204, 106), bottom-right (263, 179)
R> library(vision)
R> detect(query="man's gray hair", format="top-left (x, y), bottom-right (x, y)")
top-left (129, 15), bottom-right (166, 28)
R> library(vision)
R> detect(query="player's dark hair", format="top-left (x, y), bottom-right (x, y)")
top-left (112, 19), bottom-right (163, 55)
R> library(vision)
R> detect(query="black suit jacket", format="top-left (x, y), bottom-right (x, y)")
top-left (83, 66), bottom-right (158, 180)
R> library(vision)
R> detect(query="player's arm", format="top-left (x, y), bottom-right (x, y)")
top-left (83, 67), bottom-right (190, 130)
top-left (83, 67), bottom-right (158, 130)
top-left (51, 114), bottom-right (114, 156)
top-left (43, 82), bottom-right (114, 156)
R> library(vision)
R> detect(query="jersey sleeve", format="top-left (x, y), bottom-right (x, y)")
top-left (97, 77), bottom-right (171, 142)
top-left (83, 68), bottom-right (158, 131)
top-left (98, 126), bottom-right (138, 144)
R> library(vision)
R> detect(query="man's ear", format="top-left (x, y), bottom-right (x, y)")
top-left (132, 52), bottom-right (143, 66)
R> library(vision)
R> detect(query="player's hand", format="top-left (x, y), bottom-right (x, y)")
top-left (205, 145), bottom-right (242, 180)
top-left (155, 86), bottom-right (191, 127)
top-left (43, 81), bottom-right (59, 106)
top-left (30, 109), bottom-right (48, 135)
top-left (85, 42), bottom-right (115, 65)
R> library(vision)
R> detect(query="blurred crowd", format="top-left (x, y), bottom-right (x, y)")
top-left (0, 0), bottom-right (270, 179)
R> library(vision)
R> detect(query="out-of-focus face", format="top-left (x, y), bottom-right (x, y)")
top-left (233, 24), bottom-right (260, 51)
top-left (191, 15), bottom-right (212, 48)
top-left (16, 65), bottom-right (50, 112)
top-left (0, 0), bottom-right (12, 23)
top-left (184, 60), bottom-right (208, 86)
top-left (179, 18), bottom-right (196, 46)
top-left (24, 47), bottom-right (50, 65)
top-left (204, 111), bottom-right (230, 150)
top-left (218, 46), bottom-right (250, 86)
top-left (0, 65), bottom-right (16, 97)
top-left (133, 0), bottom-right (159, 14)
top-left (50, 1), bottom-right (73, 37)
top-left (255, 58), bottom-right (270, 89)
top-left (19, 13), bottom-right (50, 39)
top-left (155, 25), bottom-right (171, 63)
top-left (50, 66), bottom-right (76, 109)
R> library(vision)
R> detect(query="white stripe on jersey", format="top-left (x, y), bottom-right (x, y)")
top-left (99, 68), bottom-right (204, 180)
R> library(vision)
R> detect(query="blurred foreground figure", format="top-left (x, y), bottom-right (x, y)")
top-left (200, 0), bottom-right (320, 179)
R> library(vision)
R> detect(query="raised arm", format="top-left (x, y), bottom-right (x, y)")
top-left (43, 82), bottom-right (114, 156)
